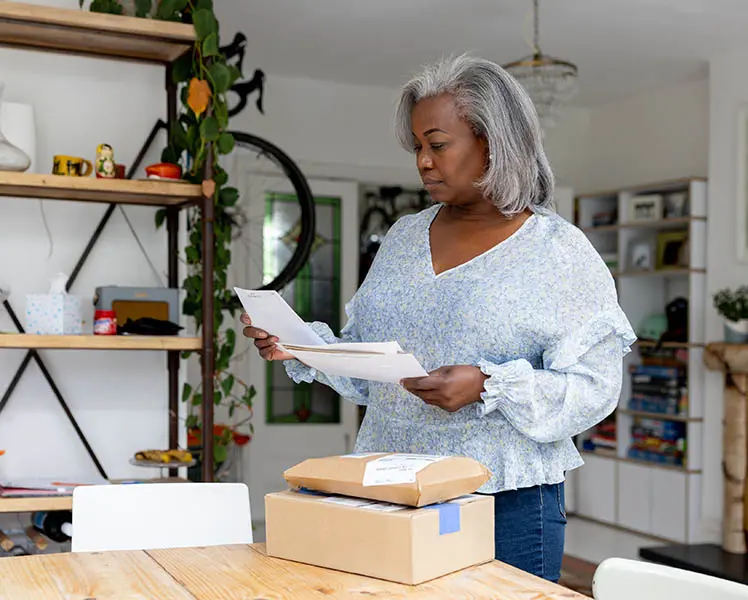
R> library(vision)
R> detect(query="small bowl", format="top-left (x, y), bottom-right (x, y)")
top-left (145, 162), bottom-right (182, 180)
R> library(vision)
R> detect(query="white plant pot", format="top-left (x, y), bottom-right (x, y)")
top-left (724, 319), bottom-right (748, 343)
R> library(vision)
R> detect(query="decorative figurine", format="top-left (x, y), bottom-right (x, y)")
top-left (95, 143), bottom-right (116, 179)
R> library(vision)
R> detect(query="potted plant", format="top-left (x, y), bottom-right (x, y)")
top-left (714, 286), bottom-right (748, 343)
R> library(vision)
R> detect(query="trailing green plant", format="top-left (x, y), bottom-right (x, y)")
top-left (80, 0), bottom-right (256, 462)
top-left (714, 286), bottom-right (748, 322)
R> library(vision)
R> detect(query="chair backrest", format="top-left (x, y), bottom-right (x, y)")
top-left (593, 557), bottom-right (748, 600)
top-left (71, 482), bottom-right (253, 552)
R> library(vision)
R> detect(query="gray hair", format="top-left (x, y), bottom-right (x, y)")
top-left (394, 54), bottom-right (554, 216)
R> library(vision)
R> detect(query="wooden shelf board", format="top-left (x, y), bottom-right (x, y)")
top-left (575, 177), bottom-right (706, 200)
top-left (0, 334), bottom-right (201, 351)
top-left (0, 1), bottom-right (194, 64)
top-left (619, 409), bottom-right (701, 423)
top-left (580, 450), bottom-right (699, 473)
top-left (583, 216), bottom-right (705, 233)
top-left (0, 173), bottom-right (202, 207)
top-left (0, 495), bottom-right (72, 513)
top-left (613, 268), bottom-right (705, 278)
top-left (0, 478), bottom-right (190, 513)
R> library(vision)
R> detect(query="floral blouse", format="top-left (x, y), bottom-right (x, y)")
top-left (285, 204), bottom-right (636, 493)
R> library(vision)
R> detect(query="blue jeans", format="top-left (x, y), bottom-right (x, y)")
top-left (482, 482), bottom-right (566, 582)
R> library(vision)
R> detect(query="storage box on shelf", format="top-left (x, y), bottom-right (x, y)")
top-left (0, 2), bottom-right (218, 513)
top-left (571, 178), bottom-right (707, 544)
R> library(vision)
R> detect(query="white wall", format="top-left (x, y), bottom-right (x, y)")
top-left (581, 78), bottom-right (709, 193)
top-left (703, 46), bottom-right (748, 541)
top-left (0, 43), bottom-right (175, 482)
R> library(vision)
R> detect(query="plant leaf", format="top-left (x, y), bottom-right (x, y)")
top-left (214, 443), bottom-right (228, 464)
top-left (217, 132), bottom-right (235, 155)
top-left (191, 392), bottom-right (203, 406)
top-left (196, 0), bottom-right (213, 9)
top-left (134, 0), bottom-right (151, 17)
top-left (208, 62), bottom-right (232, 94)
top-left (214, 170), bottom-right (228, 186)
top-left (155, 208), bottom-right (167, 229)
top-left (200, 116), bottom-right (220, 142)
top-left (214, 99), bottom-right (229, 129)
top-left (219, 186), bottom-right (239, 207)
top-left (187, 78), bottom-right (211, 117)
top-left (181, 382), bottom-right (193, 403)
top-left (156, 0), bottom-right (177, 19)
top-left (193, 8), bottom-right (218, 40)
top-left (202, 32), bottom-right (219, 57)
top-left (221, 374), bottom-right (235, 396)
top-left (170, 120), bottom-right (189, 152)
top-left (172, 53), bottom-right (193, 84)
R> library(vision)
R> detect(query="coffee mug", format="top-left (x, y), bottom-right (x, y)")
top-left (53, 155), bottom-right (93, 177)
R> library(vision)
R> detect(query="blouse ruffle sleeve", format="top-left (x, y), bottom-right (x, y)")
top-left (477, 305), bottom-right (636, 443)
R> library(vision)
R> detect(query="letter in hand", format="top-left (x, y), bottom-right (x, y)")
top-left (240, 313), bottom-right (294, 361)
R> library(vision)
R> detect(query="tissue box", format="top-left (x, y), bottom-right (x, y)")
top-left (265, 489), bottom-right (495, 584)
top-left (25, 293), bottom-right (83, 335)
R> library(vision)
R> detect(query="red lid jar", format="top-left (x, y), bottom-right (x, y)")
top-left (93, 309), bottom-right (117, 335)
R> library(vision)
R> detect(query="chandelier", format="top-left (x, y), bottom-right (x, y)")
top-left (503, 0), bottom-right (578, 129)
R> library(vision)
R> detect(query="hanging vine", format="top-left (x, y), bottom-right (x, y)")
top-left (81, 0), bottom-right (256, 462)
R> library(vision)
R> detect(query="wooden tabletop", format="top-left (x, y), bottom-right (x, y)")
top-left (0, 542), bottom-right (589, 599)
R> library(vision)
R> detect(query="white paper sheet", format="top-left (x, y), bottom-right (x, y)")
top-left (362, 454), bottom-right (447, 486)
top-left (276, 342), bottom-right (429, 384)
top-left (233, 287), bottom-right (326, 346)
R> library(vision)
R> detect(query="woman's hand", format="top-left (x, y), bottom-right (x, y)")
top-left (401, 365), bottom-right (488, 412)
top-left (240, 313), bottom-right (294, 361)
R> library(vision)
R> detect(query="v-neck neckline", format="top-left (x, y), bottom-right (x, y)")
top-left (424, 204), bottom-right (537, 279)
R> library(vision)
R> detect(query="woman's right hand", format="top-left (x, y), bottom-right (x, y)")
top-left (240, 313), bottom-right (294, 361)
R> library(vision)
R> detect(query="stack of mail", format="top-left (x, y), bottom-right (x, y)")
top-left (234, 288), bottom-right (428, 384)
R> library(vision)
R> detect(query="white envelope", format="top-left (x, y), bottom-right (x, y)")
top-left (277, 342), bottom-right (428, 384)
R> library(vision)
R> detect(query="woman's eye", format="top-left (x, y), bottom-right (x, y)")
top-left (413, 145), bottom-right (422, 152)
top-left (431, 143), bottom-right (445, 151)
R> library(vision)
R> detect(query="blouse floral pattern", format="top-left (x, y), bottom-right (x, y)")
top-left (285, 204), bottom-right (636, 493)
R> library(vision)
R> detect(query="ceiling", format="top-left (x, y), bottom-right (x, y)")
top-left (216, 0), bottom-right (748, 107)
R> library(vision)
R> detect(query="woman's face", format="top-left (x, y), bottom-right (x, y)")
top-left (410, 94), bottom-right (488, 206)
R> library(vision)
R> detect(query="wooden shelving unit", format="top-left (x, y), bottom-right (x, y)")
top-left (0, 172), bottom-right (202, 207)
top-left (0, 334), bottom-right (201, 351)
top-left (0, 4), bottom-right (219, 513)
top-left (571, 177), bottom-right (707, 544)
top-left (0, 1), bottom-right (194, 63)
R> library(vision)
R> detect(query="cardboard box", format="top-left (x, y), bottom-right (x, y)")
top-left (25, 293), bottom-right (82, 335)
top-left (283, 453), bottom-right (490, 507)
top-left (265, 489), bottom-right (494, 585)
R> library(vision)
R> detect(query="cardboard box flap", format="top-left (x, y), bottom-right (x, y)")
top-left (283, 453), bottom-right (490, 507)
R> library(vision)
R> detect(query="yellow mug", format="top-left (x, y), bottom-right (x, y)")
top-left (53, 155), bottom-right (93, 177)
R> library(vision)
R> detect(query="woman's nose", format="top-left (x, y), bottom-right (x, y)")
top-left (418, 151), bottom-right (433, 170)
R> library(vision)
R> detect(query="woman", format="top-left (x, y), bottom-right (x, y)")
top-left (241, 55), bottom-right (636, 582)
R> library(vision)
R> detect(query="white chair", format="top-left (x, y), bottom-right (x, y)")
top-left (71, 482), bottom-right (253, 553)
top-left (593, 557), bottom-right (748, 600)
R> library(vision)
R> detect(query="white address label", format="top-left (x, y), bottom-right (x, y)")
top-left (362, 454), bottom-right (447, 486)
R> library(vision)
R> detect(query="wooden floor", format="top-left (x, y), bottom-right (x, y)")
top-left (558, 555), bottom-right (596, 596)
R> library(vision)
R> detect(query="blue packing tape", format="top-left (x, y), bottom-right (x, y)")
top-left (295, 487), bottom-right (331, 497)
top-left (425, 502), bottom-right (461, 535)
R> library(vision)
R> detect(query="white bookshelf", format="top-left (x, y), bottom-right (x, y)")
top-left (570, 178), bottom-right (707, 544)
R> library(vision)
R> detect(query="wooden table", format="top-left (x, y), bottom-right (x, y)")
top-left (0, 543), bottom-right (589, 599)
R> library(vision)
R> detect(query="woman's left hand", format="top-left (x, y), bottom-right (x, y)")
top-left (401, 365), bottom-right (488, 412)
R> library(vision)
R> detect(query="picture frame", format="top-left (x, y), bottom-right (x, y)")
top-left (628, 239), bottom-right (654, 271)
top-left (656, 230), bottom-right (689, 269)
top-left (663, 192), bottom-right (689, 219)
top-left (630, 194), bottom-right (663, 222)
